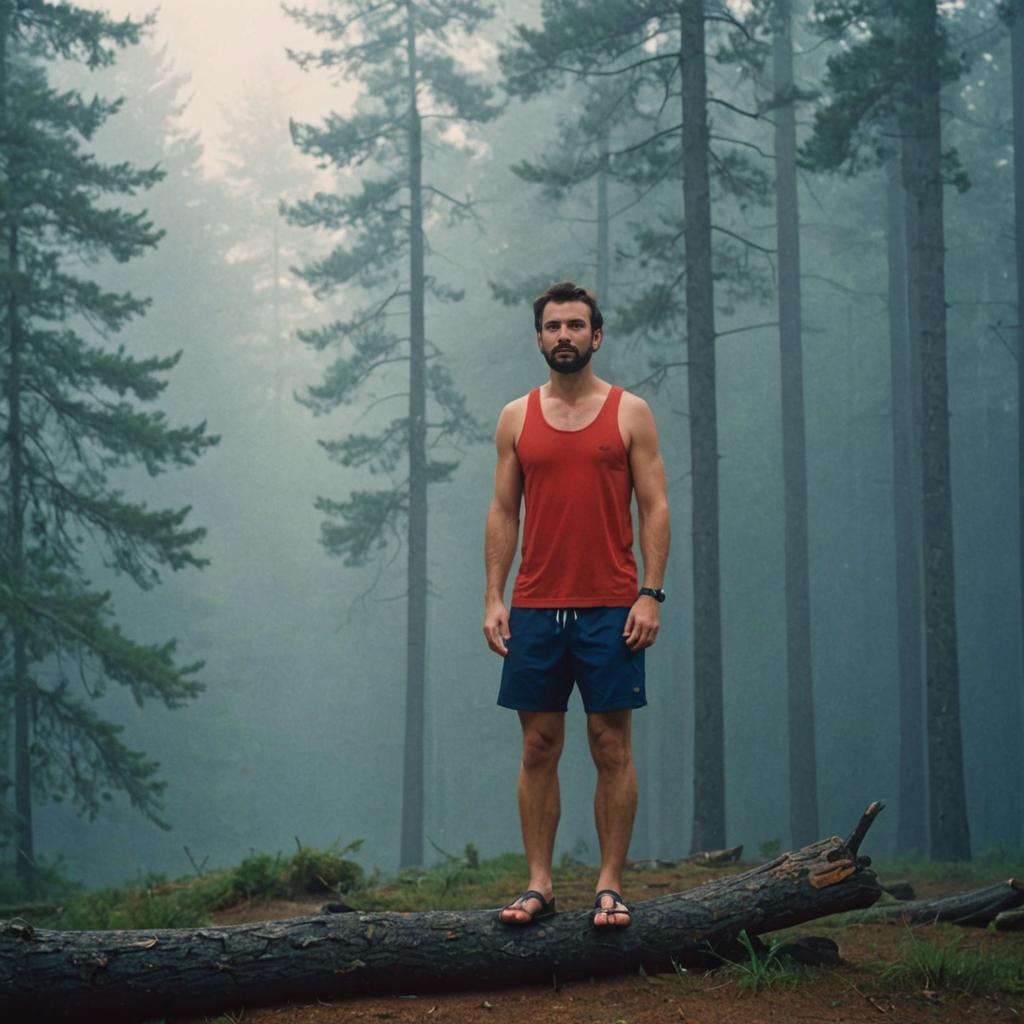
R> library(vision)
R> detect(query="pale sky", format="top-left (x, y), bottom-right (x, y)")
top-left (84, 0), bottom-right (350, 175)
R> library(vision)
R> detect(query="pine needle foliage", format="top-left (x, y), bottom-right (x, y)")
top-left (0, 1), bottom-right (217, 890)
top-left (499, 0), bottom-right (775, 343)
top-left (284, 0), bottom-right (496, 569)
top-left (283, 0), bottom-right (498, 869)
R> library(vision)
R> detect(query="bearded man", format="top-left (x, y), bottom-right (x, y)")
top-left (483, 281), bottom-right (670, 928)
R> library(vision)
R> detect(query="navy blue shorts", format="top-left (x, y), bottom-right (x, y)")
top-left (498, 607), bottom-right (646, 714)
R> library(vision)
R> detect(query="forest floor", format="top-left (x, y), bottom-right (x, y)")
top-left (169, 858), bottom-right (1024, 1024)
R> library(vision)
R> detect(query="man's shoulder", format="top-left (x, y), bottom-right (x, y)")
top-left (501, 392), bottom-right (532, 414)
top-left (616, 388), bottom-right (652, 417)
top-left (495, 392), bottom-right (532, 447)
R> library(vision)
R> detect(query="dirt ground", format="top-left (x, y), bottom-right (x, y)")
top-left (171, 876), bottom-right (1024, 1024)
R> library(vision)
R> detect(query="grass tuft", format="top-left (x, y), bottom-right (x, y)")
top-left (883, 928), bottom-right (1024, 996)
top-left (720, 929), bottom-right (806, 992)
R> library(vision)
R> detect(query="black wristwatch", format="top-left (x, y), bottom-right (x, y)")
top-left (639, 587), bottom-right (666, 603)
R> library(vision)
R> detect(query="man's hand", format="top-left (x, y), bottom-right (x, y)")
top-left (483, 598), bottom-right (512, 657)
top-left (623, 595), bottom-right (660, 651)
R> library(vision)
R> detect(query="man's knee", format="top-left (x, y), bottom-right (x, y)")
top-left (587, 716), bottom-right (632, 772)
top-left (521, 725), bottom-right (564, 770)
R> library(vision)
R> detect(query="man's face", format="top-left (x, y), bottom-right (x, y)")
top-left (537, 300), bottom-right (602, 375)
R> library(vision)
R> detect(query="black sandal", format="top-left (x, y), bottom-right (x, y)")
top-left (497, 889), bottom-right (557, 925)
top-left (591, 888), bottom-right (631, 928)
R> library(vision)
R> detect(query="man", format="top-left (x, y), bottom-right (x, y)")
top-left (483, 281), bottom-right (670, 928)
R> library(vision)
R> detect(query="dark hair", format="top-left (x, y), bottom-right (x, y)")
top-left (533, 281), bottom-right (603, 333)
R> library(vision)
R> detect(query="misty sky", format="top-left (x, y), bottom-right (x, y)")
top-left (82, 0), bottom-right (350, 174)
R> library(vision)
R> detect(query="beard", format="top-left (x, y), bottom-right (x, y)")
top-left (544, 342), bottom-right (595, 375)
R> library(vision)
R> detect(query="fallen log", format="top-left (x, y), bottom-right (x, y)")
top-left (844, 877), bottom-right (1024, 927)
top-left (0, 802), bottom-right (885, 1023)
top-left (995, 909), bottom-right (1024, 931)
top-left (627, 844), bottom-right (744, 871)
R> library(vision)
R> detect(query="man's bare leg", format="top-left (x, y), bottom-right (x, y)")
top-left (499, 709), bottom-right (565, 924)
top-left (588, 709), bottom-right (637, 926)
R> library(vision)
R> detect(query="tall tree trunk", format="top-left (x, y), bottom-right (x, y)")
top-left (886, 155), bottom-right (928, 855)
top-left (900, 0), bottom-right (970, 861)
top-left (597, 130), bottom-right (610, 309)
top-left (1011, 0), bottom-right (1024, 848)
top-left (401, 1), bottom-right (426, 869)
top-left (596, 129), bottom-right (616, 383)
top-left (773, 0), bottom-right (818, 849)
top-left (681, 0), bottom-right (725, 853)
top-left (0, 6), bottom-right (34, 894)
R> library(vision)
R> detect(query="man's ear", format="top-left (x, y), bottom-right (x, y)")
top-left (592, 327), bottom-right (603, 350)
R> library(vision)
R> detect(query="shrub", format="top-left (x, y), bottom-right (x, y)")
top-left (286, 841), bottom-right (365, 897)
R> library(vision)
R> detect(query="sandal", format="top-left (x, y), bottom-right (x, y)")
top-left (591, 888), bottom-right (631, 928)
top-left (497, 889), bottom-right (557, 926)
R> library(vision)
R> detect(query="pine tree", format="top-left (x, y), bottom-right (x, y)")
top-left (1011, 0), bottom-right (1024, 848)
top-left (220, 76), bottom-right (317, 418)
top-left (285, 0), bottom-right (497, 868)
top-left (804, 0), bottom-right (972, 859)
top-left (769, 0), bottom-right (819, 848)
top-left (884, 150), bottom-right (927, 855)
top-left (0, 3), bottom-right (216, 891)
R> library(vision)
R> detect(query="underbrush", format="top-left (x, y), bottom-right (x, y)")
top-left (16, 839), bottom-right (366, 931)
top-left (882, 928), bottom-right (1024, 997)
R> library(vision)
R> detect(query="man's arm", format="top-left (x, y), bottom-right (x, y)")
top-left (623, 393), bottom-right (670, 651)
top-left (483, 401), bottom-right (524, 657)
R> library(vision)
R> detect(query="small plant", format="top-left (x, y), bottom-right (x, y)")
top-left (757, 838), bottom-right (781, 861)
top-left (722, 929), bottom-right (802, 992)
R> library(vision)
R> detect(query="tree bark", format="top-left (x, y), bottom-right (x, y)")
top-left (0, 6), bottom-right (35, 895)
top-left (682, 0), bottom-right (726, 854)
top-left (900, 0), bottom-right (970, 861)
top-left (0, 805), bottom-right (886, 1022)
top-left (1010, 0), bottom-right (1024, 851)
top-left (773, 0), bottom-right (818, 850)
top-left (886, 154), bottom-right (927, 855)
top-left (401, 0), bottom-right (427, 870)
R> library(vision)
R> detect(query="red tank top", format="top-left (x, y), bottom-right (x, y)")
top-left (511, 385), bottom-right (638, 607)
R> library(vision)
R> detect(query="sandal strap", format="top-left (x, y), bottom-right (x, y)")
top-left (594, 888), bottom-right (624, 908)
top-left (503, 889), bottom-right (549, 911)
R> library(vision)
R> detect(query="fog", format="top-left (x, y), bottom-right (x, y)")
top-left (3, 0), bottom-right (1020, 890)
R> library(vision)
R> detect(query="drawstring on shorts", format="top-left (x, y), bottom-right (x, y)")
top-left (553, 608), bottom-right (579, 631)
